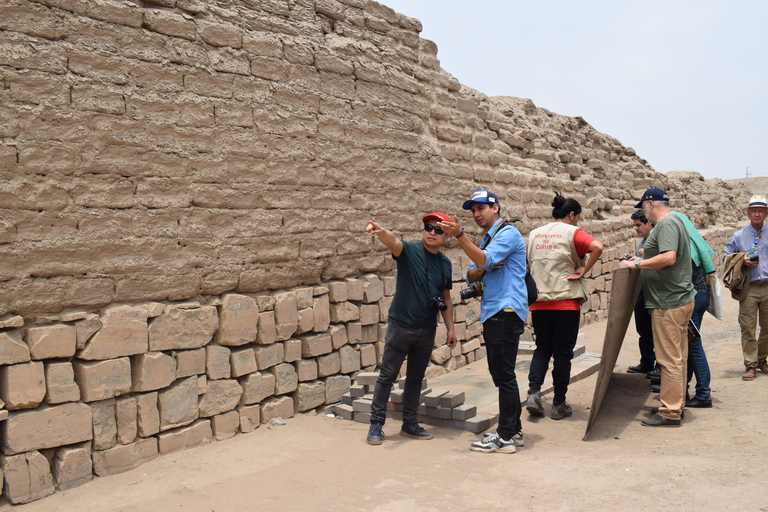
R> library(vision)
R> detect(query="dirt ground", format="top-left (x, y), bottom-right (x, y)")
top-left (7, 290), bottom-right (768, 512)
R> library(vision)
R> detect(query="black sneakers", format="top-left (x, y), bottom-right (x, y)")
top-left (483, 430), bottom-right (524, 447)
top-left (400, 423), bottom-right (433, 440)
top-left (366, 422), bottom-right (384, 445)
top-left (526, 391), bottom-right (545, 416)
top-left (470, 432), bottom-right (516, 453)
top-left (369, 422), bottom-right (433, 443)
top-left (642, 413), bottom-right (681, 427)
top-left (685, 397), bottom-right (712, 408)
top-left (550, 401), bottom-right (573, 420)
top-left (646, 368), bottom-right (661, 379)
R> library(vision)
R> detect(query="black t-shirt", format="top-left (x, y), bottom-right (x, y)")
top-left (388, 241), bottom-right (452, 328)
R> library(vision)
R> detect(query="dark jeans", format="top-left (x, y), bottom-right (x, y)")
top-left (687, 286), bottom-right (712, 400)
top-left (370, 319), bottom-right (435, 425)
top-left (635, 291), bottom-right (656, 370)
top-left (529, 309), bottom-right (581, 404)
top-left (483, 311), bottom-right (525, 440)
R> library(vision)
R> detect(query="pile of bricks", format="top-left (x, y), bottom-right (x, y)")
top-left (332, 371), bottom-right (495, 433)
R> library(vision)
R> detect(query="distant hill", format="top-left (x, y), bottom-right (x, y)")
top-left (726, 177), bottom-right (768, 196)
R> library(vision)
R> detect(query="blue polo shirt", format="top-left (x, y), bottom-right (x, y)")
top-left (466, 218), bottom-right (528, 323)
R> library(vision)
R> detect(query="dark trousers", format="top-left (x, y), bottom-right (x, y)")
top-left (687, 286), bottom-right (712, 400)
top-left (483, 311), bottom-right (525, 440)
top-left (529, 309), bottom-right (581, 404)
top-left (370, 319), bottom-right (435, 425)
top-left (635, 291), bottom-right (656, 369)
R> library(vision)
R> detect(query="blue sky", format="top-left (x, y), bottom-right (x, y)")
top-left (381, 1), bottom-right (768, 180)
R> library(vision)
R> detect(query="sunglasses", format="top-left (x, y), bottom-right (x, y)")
top-left (424, 224), bottom-right (444, 235)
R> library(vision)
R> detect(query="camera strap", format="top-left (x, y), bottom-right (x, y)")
top-left (477, 219), bottom-right (536, 293)
top-left (421, 243), bottom-right (446, 298)
top-left (479, 219), bottom-right (512, 250)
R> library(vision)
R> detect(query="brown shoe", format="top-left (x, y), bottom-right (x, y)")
top-left (759, 361), bottom-right (768, 374)
top-left (742, 367), bottom-right (757, 380)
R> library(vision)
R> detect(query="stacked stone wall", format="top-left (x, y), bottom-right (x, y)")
top-left (0, 278), bottom-right (493, 503)
top-left (0, 0), bottom-right (753, 503)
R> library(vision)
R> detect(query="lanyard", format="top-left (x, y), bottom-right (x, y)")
top-left (421, 243), bottom-right (445, 297)
top-left (480, 220), bottom-right (511, 250)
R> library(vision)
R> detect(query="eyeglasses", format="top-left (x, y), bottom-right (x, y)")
top-left (424, 224), bottom-right (444, 235)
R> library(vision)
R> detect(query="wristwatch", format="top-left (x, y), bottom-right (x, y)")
top-left (634, 259), bottom-right (641, 269)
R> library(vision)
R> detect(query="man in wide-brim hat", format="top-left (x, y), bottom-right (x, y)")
top-left (725, 194), bottom-right (768, 381)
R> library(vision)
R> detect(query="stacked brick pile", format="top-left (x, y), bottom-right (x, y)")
top-left (417, 389), bottom-right (490, 433)
top-left (334, 372), bottom-right (492, 433)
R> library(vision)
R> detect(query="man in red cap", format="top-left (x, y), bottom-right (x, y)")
top-left (364, 213), bottom-right (458, 445)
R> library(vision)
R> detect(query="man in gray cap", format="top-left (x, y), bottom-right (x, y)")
top-left (725, 194), bottom-right (768, 381)
top-left (619, 188), bottom-right (694, 426)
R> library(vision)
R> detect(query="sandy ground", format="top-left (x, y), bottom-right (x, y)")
top-left (7, 290), bottom-right (768, 512)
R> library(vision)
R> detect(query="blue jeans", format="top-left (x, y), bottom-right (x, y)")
top-left (634, 291), bottom-right (655, 369)
top-left (687, 286), bottom-right (711, 401)
top-left (370, 319), bottom-right (435, 425)
top-left (483, 311), bottom-right (525, 439)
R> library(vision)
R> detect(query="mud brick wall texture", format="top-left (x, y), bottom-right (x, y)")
top-left (0, 0), bottom-right (753, 504)
top-left (0, 0), bottom-right (752, 318)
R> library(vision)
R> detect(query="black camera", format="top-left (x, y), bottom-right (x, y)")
top-left (750, 254), bottom-right (760, 262)
top-left (459, 282), bottom-right (484, 300)
top-left (429, 296), bottom-right (447, 311)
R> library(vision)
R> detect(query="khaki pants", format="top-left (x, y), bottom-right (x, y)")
top-left (651, 300), bottom-right (694, 420)
top-left (738, 281), bottom-right (768, 368)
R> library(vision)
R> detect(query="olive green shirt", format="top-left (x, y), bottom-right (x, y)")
top-left (641, 214), bottom-right (695, 309)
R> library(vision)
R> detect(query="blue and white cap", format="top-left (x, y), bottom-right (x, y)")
top-left (462, 190), bottom-right (500, 210)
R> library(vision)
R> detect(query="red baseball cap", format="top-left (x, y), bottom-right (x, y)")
top-left (422, 212), bottom-right (450, 224)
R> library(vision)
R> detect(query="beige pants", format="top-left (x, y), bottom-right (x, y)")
top-left (651, 300), bottom-right (694, 420)
top-left (738, 281), bottom-right (768, 368)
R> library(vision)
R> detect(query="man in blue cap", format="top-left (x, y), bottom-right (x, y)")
top-left (619, 188), bottom-right (694, 427)
top-left (439, 190), bottom-right (528, 452)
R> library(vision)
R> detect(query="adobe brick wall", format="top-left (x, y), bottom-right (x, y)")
top-left (0, 0), bottom-right (751, 318)
top-left (0, 0), bottom-right (752, 503)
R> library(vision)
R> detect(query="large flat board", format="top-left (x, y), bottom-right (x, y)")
top-left (583, 268), bottom-right (642, 440)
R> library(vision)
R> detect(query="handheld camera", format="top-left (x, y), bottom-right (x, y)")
top-left (459, 282), bottom-right (484, 301)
